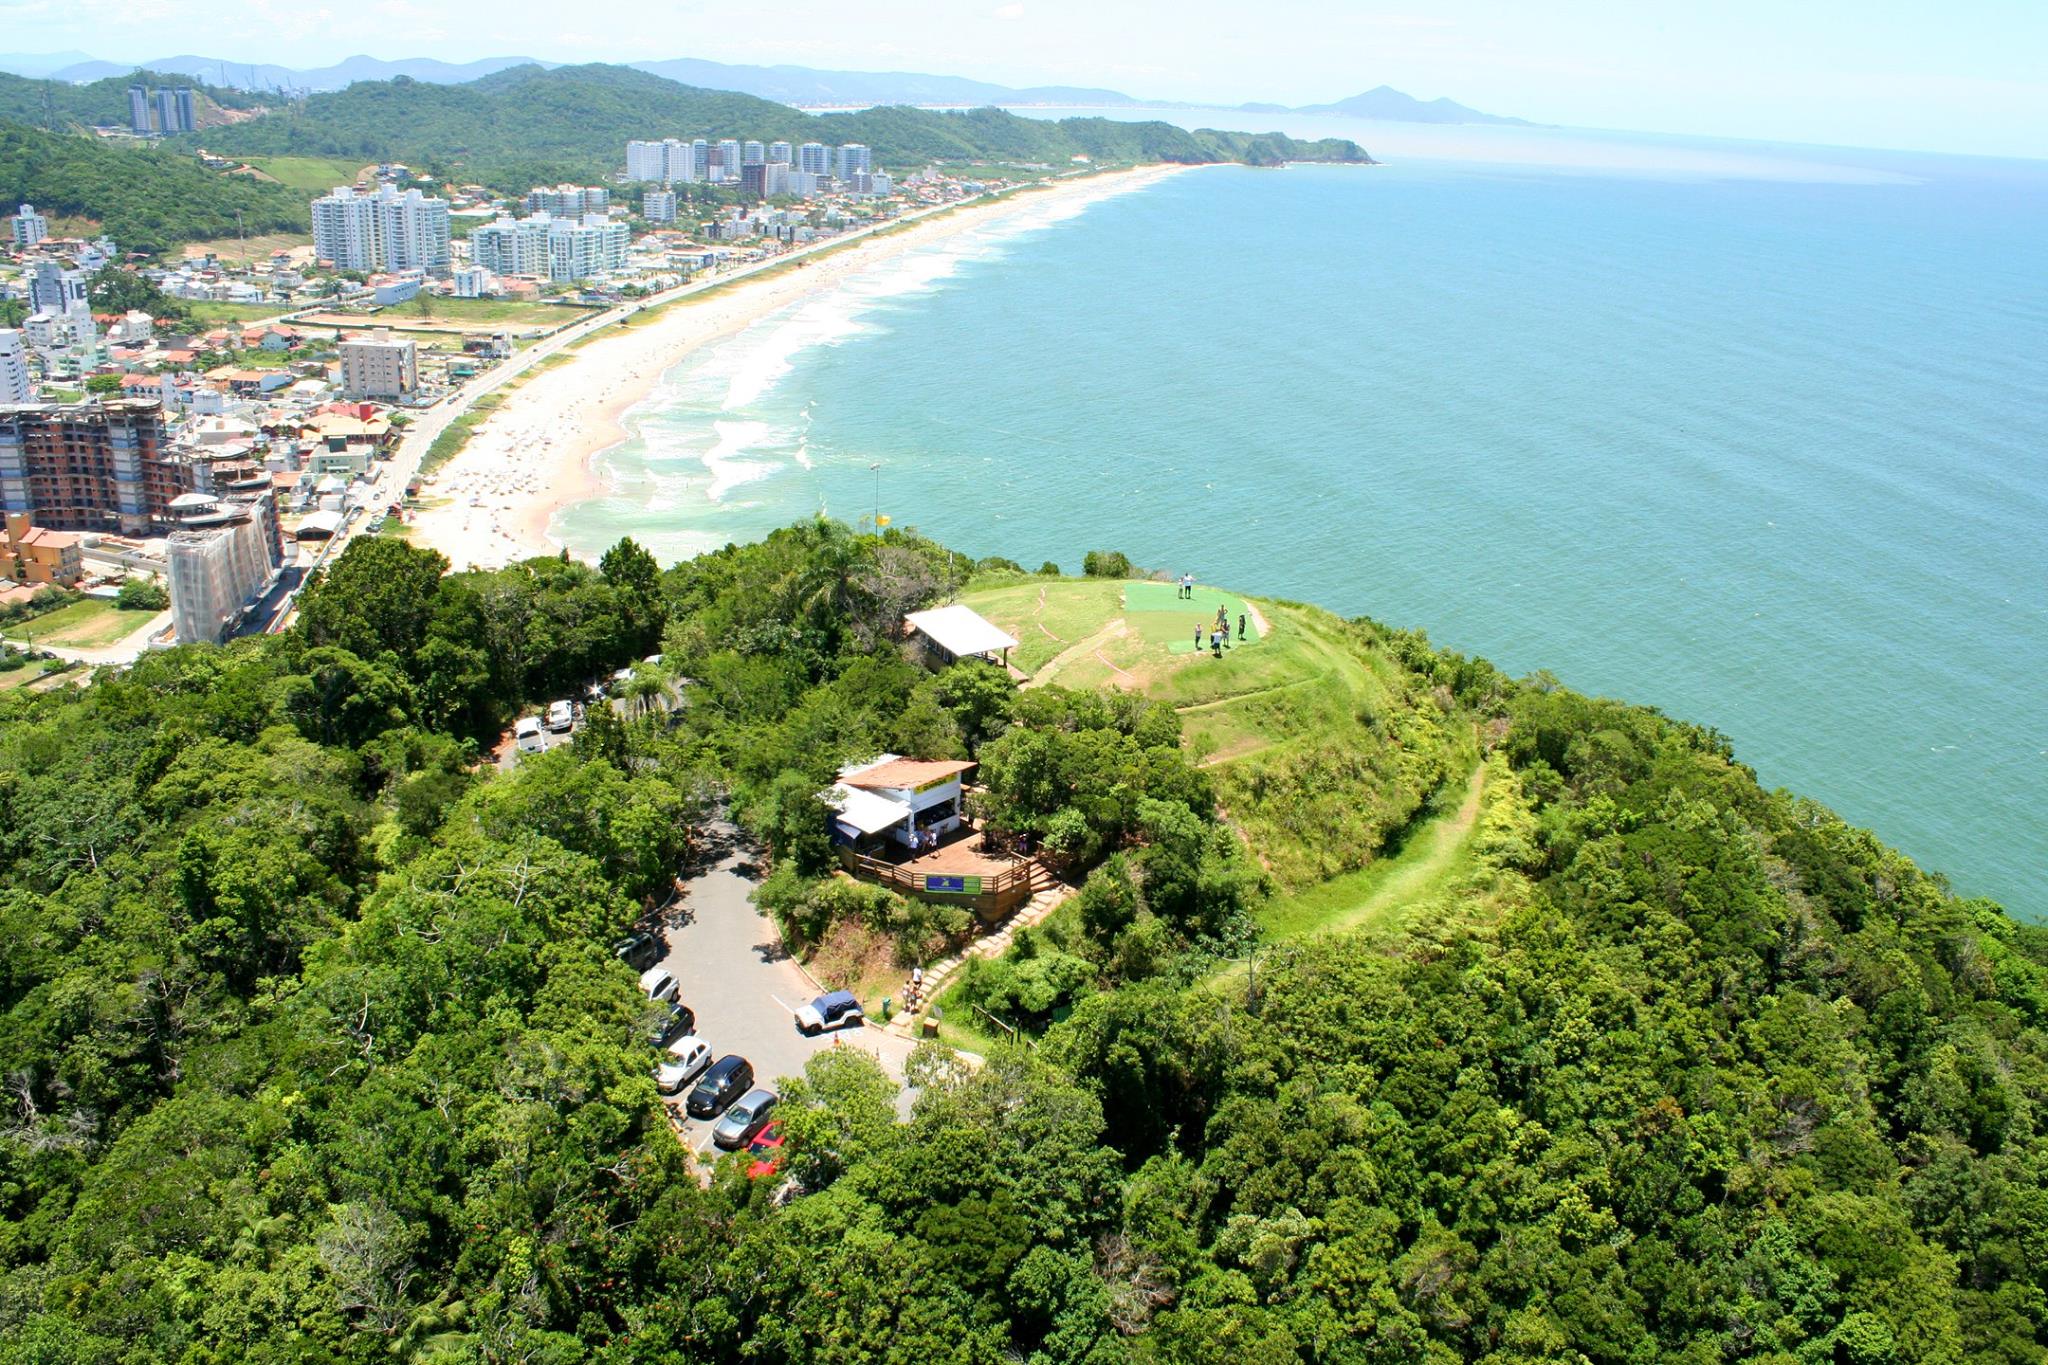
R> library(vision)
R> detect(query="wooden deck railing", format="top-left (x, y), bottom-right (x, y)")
top-left (838, 847), bottom-right (1048, 920)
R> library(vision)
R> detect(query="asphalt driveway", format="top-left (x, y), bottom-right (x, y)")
top-left (654, 821), bottom-right (917, 1157)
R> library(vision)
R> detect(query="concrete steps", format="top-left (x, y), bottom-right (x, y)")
top-left (886, 883), bottom-right (1074, 1037)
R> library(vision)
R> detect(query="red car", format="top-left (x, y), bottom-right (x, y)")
top-left (745, 1121), bottom-right (785, 1179)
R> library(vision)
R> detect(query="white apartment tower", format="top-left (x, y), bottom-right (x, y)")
top-left (836, 143), bottom-right (872, 179)
top-left (310, 185), bottom-right (451, 273)
top-left (11, 204), bottom-right (48, 248)
top-left (0, 330), bottom-right (33, 405)
top-left (546, 216), bottom-right (630, 283)
top-left (468, 215), bottom-right (553, 276)
top-left (769, 140), bottom-right (793, 164)
top-left (167, 490), bottom-right (283, 644)
top-left (797, 142), bottom-right (829, 175)
top-left (626, 140), bottom-right (666, 182)
top-left (128, 86), bottom-right (151, 134)
top-left (742, 140), bottom-right (765, 166)
top-left (643, 190), bottom-right (678, 224)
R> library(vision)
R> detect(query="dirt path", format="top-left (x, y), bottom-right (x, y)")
top-left (1329, 759), bottom-right (1488, 937)
top-left (1029, 618), bottom-right (1127, 689)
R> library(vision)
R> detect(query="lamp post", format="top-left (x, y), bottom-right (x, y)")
top-left (869, 461), bottom-right (881, 538)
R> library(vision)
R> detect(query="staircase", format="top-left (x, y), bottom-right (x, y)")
top-left (887, 880), bottom-right (1074, 1037)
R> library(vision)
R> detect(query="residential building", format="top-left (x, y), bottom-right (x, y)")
top-left (716, 140), bottom-right (741, 181)
top-left (166, 489), bottom-right (283, 644)
top-left (850, 171), bottom-right (894, 197)
top-left (0, 330), bottom-right (30, 404)
top-left (546, 215), bottom-right (630, 283)
top-left (0, 512), bottom-right (83, 586)
top-left (376, 187), bottom-right (452, 274)
top-left (525, 184), bottom-right (609, 217)
top-left (764, 162), bottom-right (792, 197)
top-left (798, 141), bottom-right (829, 175)
top-left (692, 140), bottom-right (710, 179)
top-left (338, 332), bottom-right (418, 400)
top-left (742, 140), bottom-right (765, 166)
top-left (739, 164), bottom-right (768, 200)
top-left (11, 204), bottom-right (48, 248)
top-left (27, 262), bottom-right (89, 320)
top-left (310, 186), bottom-right (380, 271)
top-left (452, 264), bottom-right (493, 297)
top-left (769, 140), bottom-right (793, 165)
top-left (836, 143), bottom-right (872, 180)
top-left (310, 185), bottom-right (451, 273)
top-left (626, 139), bottom-right (666, 182)
top-left (0, 399), bottom-right (185, 535)
top-left (151, 88), bottom-right (193, 135)
top-left (468, 214), bottom-right (553, 277)
top-left (643, 189), bottom-right (678, 224)
top-left (175, 87), bottom-right (196, 133)
top-left (128, 85), bottom-right (151, 134)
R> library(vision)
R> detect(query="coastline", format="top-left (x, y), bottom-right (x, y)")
top-left (409, 162), bottom-right (1190, 571)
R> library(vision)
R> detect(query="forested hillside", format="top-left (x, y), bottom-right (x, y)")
top-left (0, 69), bottom-right (262, 131)
top-left (183, 63), bottom-right (1372, 189)
top-left (0, 121), bottom-right (311, 253)
top-left (0, 522), bottom-right (2041, 1364)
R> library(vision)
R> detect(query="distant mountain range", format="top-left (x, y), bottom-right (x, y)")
top-left (0, 51), bottom-right (1524, 126)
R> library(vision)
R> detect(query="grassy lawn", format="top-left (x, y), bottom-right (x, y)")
top-left (1252, 758), bottom-right (1487, 944)
top-left (186, 301), bottom-right (290, 325)
top-left (180, 230), bottom-right (313, 263)
top-left (4, 597), bottom-right (149, 650)
top-left (957, 575), bottom-right (1123, 675)
top-left (243, 155), bottom-right (367, 194)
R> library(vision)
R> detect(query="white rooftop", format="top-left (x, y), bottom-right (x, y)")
top-left (904, 604), bottom-right (1018, 659)
top-left (827, 783), bottom-right (912, 835)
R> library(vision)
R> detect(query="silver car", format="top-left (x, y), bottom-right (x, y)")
top-left (710, 1087), bottom-right (779, 1150)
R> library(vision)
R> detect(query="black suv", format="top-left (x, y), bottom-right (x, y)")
top-left (645, 1001), bottom-right (696, 1049)
top-left (613, 931), bottom-right (663, 970)
top-left (686, 1055), bottom-right (755, 1119)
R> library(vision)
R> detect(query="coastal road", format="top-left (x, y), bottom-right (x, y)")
top-left (655, 821), bottom-right (918, 1157)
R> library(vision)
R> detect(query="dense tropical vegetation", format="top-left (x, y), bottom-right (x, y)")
top-left (0, 121), bottom-right (308, 254)
top-left (179, 64), bottom-right (1373, 191)
top-left (1, 521), bottom-right (2042, 1363)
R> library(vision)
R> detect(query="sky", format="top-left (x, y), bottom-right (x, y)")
top-left (3, 0), bottom-right (2045, 158)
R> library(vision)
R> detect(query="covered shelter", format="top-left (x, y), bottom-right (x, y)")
top-left (825, 754), bottom-right (976, 854)
top-left (904, 604), bottom-right (1018, 669)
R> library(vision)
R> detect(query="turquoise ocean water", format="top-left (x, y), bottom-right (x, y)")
top-left (554, 119), bottom-right (2048, 916)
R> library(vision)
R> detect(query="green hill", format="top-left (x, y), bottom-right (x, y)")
top-left (0, 121), bottom-right (310, 253)
top-left (183, 63), bottom-right (1371, 190)
top-left (0, 68), bottom-right (262, 131)
top-left (5, 523), bottom-right (2035, 1363)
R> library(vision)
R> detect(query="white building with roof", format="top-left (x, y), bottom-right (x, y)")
top-left (11, 204), bottom-right (48, 248)
top-left (826, 755), bottom-right (977, 851)
top-left (904, 604), bottom-right (1019, 669)
top-left (0, 329), bottom-right (33, 404)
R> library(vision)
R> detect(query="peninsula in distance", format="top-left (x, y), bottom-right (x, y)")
top-left (0, 4), bottom-right (2043, 1364)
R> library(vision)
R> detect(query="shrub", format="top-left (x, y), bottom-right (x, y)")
top-left (1081, 550), bottom-right (1133, 579)
top-left (116, 577), bottom-right (170, 611)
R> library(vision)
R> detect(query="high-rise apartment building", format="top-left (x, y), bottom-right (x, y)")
top-left (626, 140), bottom-right (665, 182)
top-left (525, 184), bottom-right (610, 217)
top-left (153, 89), bottom-right (181, 134)
top-left (27, 263), bottom-right (90, 324)
top-left (0, 330), bottom-right (33, 405)
top-left (310, 185), bottom-right (451, 273)
top-left (643, 190), bottom-right (678, 224)
top-left (175, 87), bottom-right (195, 133)
top-left (167, 488), bottom-right (283, 644)
top-left (629, 139), bottom-right (699, 183)
top-left (742, 141), bottom-right (765, 166)
top-left (0, 399), bottom-right (185, 535)
top-left (797, 142), bottom-right (829, 175)
top-left (716, 141), bottom-right (742, 181)
top-left (836, 144), bottom-right (872, 180)
top-left (769, 141), bottom-right (793, 165)
top-left (338, 332), bottom-right (419, 400)
top-left (693, 140), bottom-right (710, 179)
top-left (546, 216), bottom-right (631, 283)
top-left (469, 215), bottom-right (553, 277)
top-left (128, 85), bottom-right (151, 134)
top-left (11, 204), bottom-right (48, 248)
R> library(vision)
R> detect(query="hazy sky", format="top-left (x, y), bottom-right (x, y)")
top-left (6, 0), bottom-right (2045, 157)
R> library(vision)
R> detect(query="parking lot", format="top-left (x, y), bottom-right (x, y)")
top-left (652, 820), bottom-right (918, 1159)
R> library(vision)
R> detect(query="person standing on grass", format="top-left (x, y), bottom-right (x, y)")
top-left (1210, 629), bottom-right (1221, 658)
top-left (1195, 624), bottom-right (1203, 651)
top-left (1239, 613), bottom-right (1247, 640)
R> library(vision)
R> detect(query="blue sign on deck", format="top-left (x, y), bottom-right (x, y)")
top-left (923, 874), bottom-right (983, 895)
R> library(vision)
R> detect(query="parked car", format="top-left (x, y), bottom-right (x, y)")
top-left (546, 699), bottom-right (576, 733)
top-left (794, 989), bottom-right (864, 1036)
top-left (655, 1035), bottom-right (712, 1095)
top-left (646, 1001), bottom-right (696, 1049)
top-left (711, 1087), bottom-right (779, 1150)
top-left (638, 965), bottom-right (679, 1004)
top-left (686, 1055), bottom-right (755, 1119)
top-left (613, 930), bottom-right (662, 970)
top-left (745, 1121), bottom-right (786, 1179)
top-left (513, 716), bottom-right (546, 754)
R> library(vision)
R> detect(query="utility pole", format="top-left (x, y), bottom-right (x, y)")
top-left (869, 461), bottom-right (881, 538)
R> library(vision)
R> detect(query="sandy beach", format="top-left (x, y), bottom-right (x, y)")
top-left (410, 164), bottom-right (1188, 571)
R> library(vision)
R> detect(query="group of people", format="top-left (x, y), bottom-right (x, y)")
top-left (1198, 604), bottom-right (1248, 658)
top-left (1175, 572), bottom-right (1197, 600)
top-left (908, 825), bottom-right (943, 854)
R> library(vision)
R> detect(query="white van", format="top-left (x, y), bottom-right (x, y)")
top-left (639, 965), bottom-right (679, 1004)
top-left (513, 716), bottom-right (546, 754)
top-left (655, 1035), bottom-right (713, 1095)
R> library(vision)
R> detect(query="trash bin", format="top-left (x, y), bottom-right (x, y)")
top-left (881, 996), bottom-right (894, 1021)
top-left (921, 1017), bottom-right (939, 1039)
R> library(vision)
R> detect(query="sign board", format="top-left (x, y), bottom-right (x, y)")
top-left (923, 874), bottom-right (983, 895)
